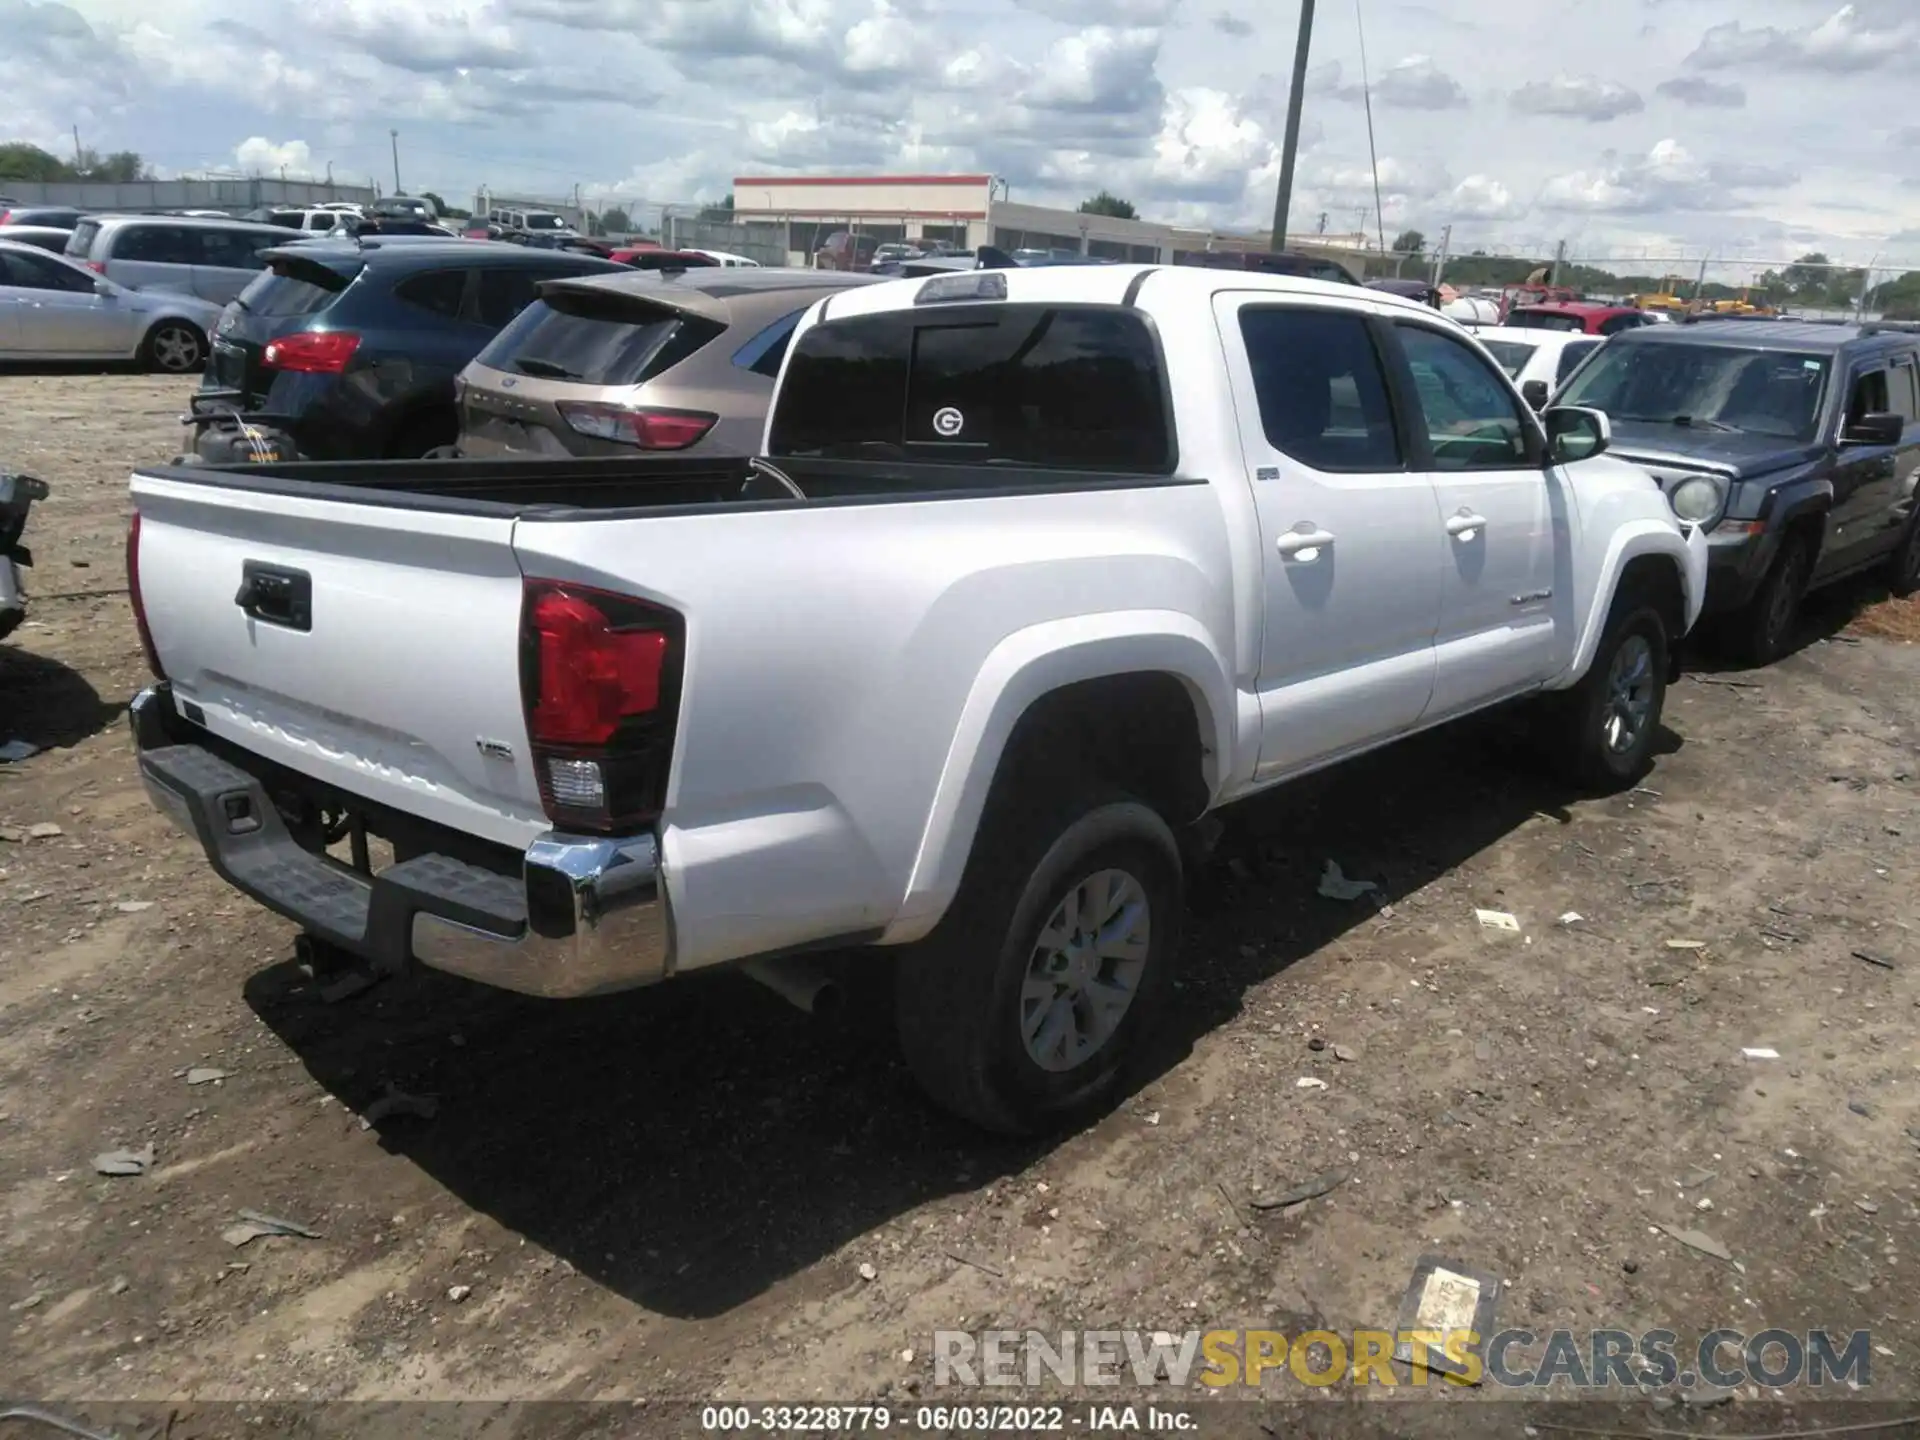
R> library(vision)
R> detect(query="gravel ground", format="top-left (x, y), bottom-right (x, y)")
top-left (2, 372), bottom-right (1918, 1439)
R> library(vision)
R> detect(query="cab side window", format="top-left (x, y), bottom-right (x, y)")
top-left (1846, 367), bottom-right (1890, 426)
top-left (1395, 323), bottom-right (1536, 470)
top-left (1237, 307), bottom-right (1403, 472)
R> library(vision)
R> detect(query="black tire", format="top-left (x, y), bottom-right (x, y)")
top-left (894, 790), bottom-right (1182, 1135)
top-left (1888, 510), bottom-right (1920, 599)
top-left (1548, 598), bottom-right (1669, 792)
top-left (141, 320), bottom-right (205, 374)
top-left (1731, 534), bottom-right (1812, 666)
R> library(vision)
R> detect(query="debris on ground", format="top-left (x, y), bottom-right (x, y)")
top-left (359, 1085), bottom-right (439, 1129)
top-left (448, 1284), bottom-right (472, 1303)
top-left (113, 900), bottom-right (154, 914)
top-left (1665, 939), bottom-right (1707, 950)
top-left (92, 1143), bottom-right (154, 1177)
top-left (857, 1263), bottom-right (878, 1282)
top-left (1249, 1169), bottom-right (1349, 1211)
top-left (1307, 1036), bottom-right (1327, 1052)
top-left (1855, 1199), bottom-right (1880, 1215)
top-left (1741, 1047), bottom-right (1780, 1060)
top-left (1391, 1256), bottom-right (1500, 1382)
top-left (1657, 1224), bottom-right (1734, 1264)
top-left (222, 1209), bottom-right (323, 1247)
top-left (0, 739), bottom-right (41, 762)
top-left (1852, 949), bottom-right (1897, 971)
top-left (1557, 912), bottom-right (1584, 926)
top-left (1316, 860), bottom-right (1379, 902)
top-left (1333, 1044), bottom-right (1358, 1063)
top-left (25, 822), bottom-right (62, 839)
top-left (1849, 1099), bottom-right (1873, 1118)
top-left (1475, 909), bottom-right (1521, 932)
top-left (1295, 1076), bottom-right (1329, 1091)
top-left (1678, 1168), bottom-right (1718, 1188)
top-left (107, 1277), bottom-right (129, 1296)
top-left (184, 1067), bottom-right (231, 1086)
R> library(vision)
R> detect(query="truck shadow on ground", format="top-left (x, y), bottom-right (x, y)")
top-left (0, 645), bottom-right (122, 749)
top-left (241, 708), bottom-right (1679, 1322)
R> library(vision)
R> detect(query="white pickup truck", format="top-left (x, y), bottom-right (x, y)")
top-left (126, 264), bottom-right (1708, 1133)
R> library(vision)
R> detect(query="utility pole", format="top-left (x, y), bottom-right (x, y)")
top-left (1430, 223), bottom-right (1452, 288)
top-left (1548, 238), bottom-right (1567, 286)
top-left (389, 129), bottom-right (402, 196)
top-left (71, 125), bottom-right (84, 170)
top-left (1692, 250), bottom-right (1710, 300)
top-left (1269, 0), bottom-right (1316, 253)
top-left (1354, 0), bottom-right (1387, 259)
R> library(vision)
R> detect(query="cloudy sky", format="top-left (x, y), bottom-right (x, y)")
top-left (8, 0), bottom-right (1920, 272)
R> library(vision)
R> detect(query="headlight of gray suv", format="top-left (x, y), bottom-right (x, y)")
top-left (1669, 476), bottom-right (1725, 526)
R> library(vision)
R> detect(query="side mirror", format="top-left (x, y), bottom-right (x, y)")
top-left (1843, 412), bottom-right (1904, 447)
top-left (1521, 379), bottom-right (1551, 411)
top-left (93, 278), bottom-right (113, 297)
top-left (1544, 405), bottom-right (1611, 464)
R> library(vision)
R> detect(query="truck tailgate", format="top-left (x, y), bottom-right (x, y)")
top-left (132, 472), bottom-right (545, 849)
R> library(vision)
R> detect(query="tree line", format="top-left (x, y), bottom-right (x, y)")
top-left (0, 141), bottom-right (150, 185)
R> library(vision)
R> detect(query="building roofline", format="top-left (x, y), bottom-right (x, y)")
top-left (733, 174), bottom-right (995, 188)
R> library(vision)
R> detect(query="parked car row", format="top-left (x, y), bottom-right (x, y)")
top-left (31, 252), bottom-right (1906, 1140)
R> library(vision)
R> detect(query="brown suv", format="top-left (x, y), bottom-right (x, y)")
top-left (456, 267), bottom-right (880, 458)
top-left (813, 231), bottom-right (882, 272)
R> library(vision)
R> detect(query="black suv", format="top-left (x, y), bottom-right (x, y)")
top-left (1555, 318), bottom-right (1920, 662)
top-left (188, 239), bottom-right (623, 462)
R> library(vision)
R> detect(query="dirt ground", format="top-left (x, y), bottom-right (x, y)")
top-left (3, 372), bottom-right (1919, 1438)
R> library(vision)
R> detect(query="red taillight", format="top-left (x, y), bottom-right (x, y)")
top-left (86, 260), bottom-right (106, 275)
top-left (521, 581), bottom-right (682, 832)
top-left (263, 331), bottom-right (361, 374)
top-left (556, 402), bottom-right (716, 451)
top-left (126, 511), bottom-right (165, 680)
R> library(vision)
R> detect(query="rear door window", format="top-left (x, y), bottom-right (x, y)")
top-left (1890, 356), bottom-right (1920, 421)
top-left (770, 302), bottom-right (1173, 472)
top-left (65, 219), bottom-right (101, 259)
top-left (1557, 340), bottom-right (1600, 383)
top-left (394, 268), bottom-right (470, 320)
top-left (732, 308), bottom-right (806, 378)
top-left (1238, 307), bottom-right (1402, 472)
top-left (196, 229), bottom-right (273, 271)
top-left (113, 225), bottom-right (200, 265)
top-left (0, 249), bottom-right (92, 291)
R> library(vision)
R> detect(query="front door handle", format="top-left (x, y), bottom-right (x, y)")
top-left (1446, 511), bottom-right (1489, 541)
top-left (1276, 526), bottom-right (1336, 560)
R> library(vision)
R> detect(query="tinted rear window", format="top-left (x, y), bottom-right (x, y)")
top-left (113, 225), bottom-right (201, 265)
top-left (65, 219), bottom-right (100, 257)
top-left (1479, 339), bottom-right (1538, 378)
top-left (237, 257), bottom-right (356, 318)
top-left (475, 292), bottom-right (709, 385)
top-left (770, 303), bottom-right (1172, 471)
top-left (1507, 310), bottom-right (1586, 332)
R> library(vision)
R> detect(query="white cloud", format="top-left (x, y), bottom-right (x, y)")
top-left (1312, 54), bottom-right (1469, 110)
top-left (1448, 175), bottom-right (1525, 220)
top-left (233, 136), bottom-right (314, 176)
top-left (1509, 75), bottom-right (1644, 122)
top-left (1686, 3), bottom-right (1920, 73)
top-left (1654, 76), bottom-right (1745, 108)
top-left (1540, 138), bottom-right (1797, 215)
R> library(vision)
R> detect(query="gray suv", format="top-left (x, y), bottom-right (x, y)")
top-left (64, 215), bottom-right (294, 304)
top-left (457, 268), bottom-right (879, 458)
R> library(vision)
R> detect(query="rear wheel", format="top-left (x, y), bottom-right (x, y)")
top-left (142, 321), bottom-right (204, 374)
top-left (894, 788), bottom-right (1182, 1135)
top-left (1732, 534), bottom-right (1813, 666)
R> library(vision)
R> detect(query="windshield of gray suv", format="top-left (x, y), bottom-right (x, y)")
top-left (1556, 342), bottom-right (1830, 441)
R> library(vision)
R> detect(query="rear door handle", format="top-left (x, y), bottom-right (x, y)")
top-left (1446, 511), bottom-right (1489, 541)
top-left (1276, 526), bottom-right (1336, 560)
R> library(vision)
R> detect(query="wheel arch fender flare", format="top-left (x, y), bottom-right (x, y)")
top-left (882, 611), bottom-right (1235, 945)
top-left (1559, 522), bottom-right (1704, 687)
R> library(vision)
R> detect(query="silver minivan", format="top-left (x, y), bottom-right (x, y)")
top-left (64, 216), bottom-right (294, 304)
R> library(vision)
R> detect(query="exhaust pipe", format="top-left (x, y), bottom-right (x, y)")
top-left (740, 956), bottom-right (843, 1019)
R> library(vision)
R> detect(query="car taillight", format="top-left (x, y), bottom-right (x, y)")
top-left (263, 331), bottom-right (361, 374)
top-left (86, 260), bottom-right (106, 275)
top-left (520, 580), bottom-right (683, 834)
top-left (126, 511), bottom-right (165, 680)
top-left (556, 402), bottom-right (716, 451)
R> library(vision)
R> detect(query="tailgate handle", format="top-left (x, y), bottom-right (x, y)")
top-left (235, 562), bottom-right (312, 632)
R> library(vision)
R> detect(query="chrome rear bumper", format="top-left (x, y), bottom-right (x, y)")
top-left (129, 684), bottom-right (674, 998)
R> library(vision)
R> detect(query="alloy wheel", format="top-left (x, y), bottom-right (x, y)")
top-left (1020, 868), bottom-right (1151, 1073)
